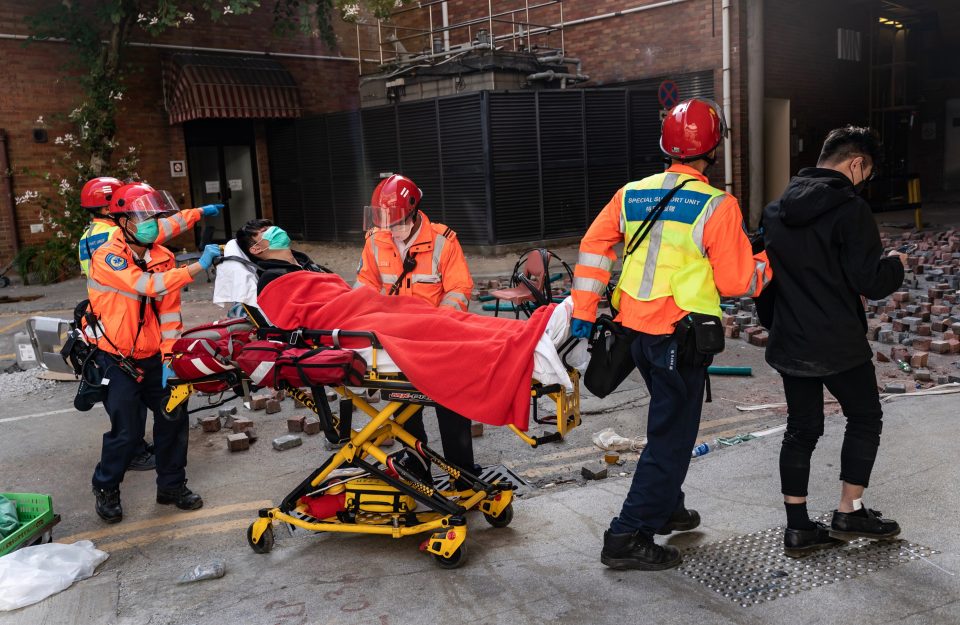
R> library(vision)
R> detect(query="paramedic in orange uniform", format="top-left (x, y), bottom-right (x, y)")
top-left (356, 174), bottom-right (477, 479)
top-left (84, 182), bottom-right (221, 523)
top-left (571, 99), bottom-right (772, 570)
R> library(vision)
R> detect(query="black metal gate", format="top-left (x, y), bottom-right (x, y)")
top-left (267, 88), bottom-right (671, 246)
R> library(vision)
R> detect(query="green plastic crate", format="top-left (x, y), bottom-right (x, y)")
top-left (0, 493), bottom-right (55, 556)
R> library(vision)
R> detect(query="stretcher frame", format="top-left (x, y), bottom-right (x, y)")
top-left (165, 324), bottom-right (581, 568)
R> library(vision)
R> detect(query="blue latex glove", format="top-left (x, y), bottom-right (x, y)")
top-left (161, 363), bottom-right (175, 388)
top-left (198, 244), bottom-right (221, 270)
top-left (570, 318), bottom-right (594, 339)
top-left (200, 203), bottom-right (223, 217)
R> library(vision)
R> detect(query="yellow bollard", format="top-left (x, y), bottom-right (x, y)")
top-left (907, 176), bottom-right (922, 230)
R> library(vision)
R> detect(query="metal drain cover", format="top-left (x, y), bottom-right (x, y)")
top-left (678, 515), bottom-right (939, 608)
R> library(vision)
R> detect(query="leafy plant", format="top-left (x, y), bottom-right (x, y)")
top-left (14, 0), bottom-right (406, 283)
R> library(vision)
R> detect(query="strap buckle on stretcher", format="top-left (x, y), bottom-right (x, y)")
top-left (288, 329), bottom-right (302, 346)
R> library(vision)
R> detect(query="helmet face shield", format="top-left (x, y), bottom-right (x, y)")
top-left (363, 204), bottom-right (411, 231)
top-left (122, 190), bottom-right (180, 223)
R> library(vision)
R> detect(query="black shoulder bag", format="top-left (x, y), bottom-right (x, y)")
top-left (583, 179), bottom-right (695, 398)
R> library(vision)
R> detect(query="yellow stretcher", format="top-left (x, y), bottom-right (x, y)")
top-left (166, 325), bottom-right (581, 568)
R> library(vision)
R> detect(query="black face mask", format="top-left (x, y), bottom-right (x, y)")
top-left (850, 160), bottom-right (873, 195)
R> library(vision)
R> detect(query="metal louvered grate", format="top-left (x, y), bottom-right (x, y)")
top-left (586, 90), bottom-right (629, 219)
top-left (438, 94), bottom-right (489, 243)
top-left (490, 92), bottom-right (540, 243)
top-left (678, 514), bottom-right (940, 608)
top-left (539, 91), bottom-right (586, 239)
top-left (397, 100), bottom-right (443, 222)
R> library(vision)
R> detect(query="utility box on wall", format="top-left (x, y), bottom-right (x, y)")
top-left (267, 88), bottom-right (663, 248)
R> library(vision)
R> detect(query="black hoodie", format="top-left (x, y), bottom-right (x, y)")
top-left (762, 167), bottom-right (904, 377)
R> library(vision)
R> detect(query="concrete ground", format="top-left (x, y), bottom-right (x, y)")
top-left (1, 209), bottom-right (958, 623)
top-left (0, 382), bottom-right (956, 624)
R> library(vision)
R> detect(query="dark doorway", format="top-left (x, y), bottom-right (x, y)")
top-left (184, 120), bottom-right (262, 241)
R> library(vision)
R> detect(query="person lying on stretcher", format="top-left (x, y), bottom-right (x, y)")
top-left (254, 270), bottom-right (583, 432)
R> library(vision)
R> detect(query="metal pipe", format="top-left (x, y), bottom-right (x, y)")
top-left (746, 0), bottom-right (764, 229)
top-left (0, 32), bottom-right (364, 62)
top-left (441, 1), bottom-right (450, 51)
top-left (0, 129), bottom-right (20, 257)
top-left (721, 0), bottom-right (733, 194)
top-left (526, 70), bottom-right (589, 82)
top-left (376, 42), bottom-right (492, 69)
top-left (523, 0), bottom-right (693, 37)
top-left (559, 0), bottom-right (565, 54)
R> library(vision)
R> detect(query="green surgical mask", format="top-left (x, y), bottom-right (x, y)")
top-left (134, 219), bottom-right (159, 244)
top-left (261, 226), bottom-right (291, 250)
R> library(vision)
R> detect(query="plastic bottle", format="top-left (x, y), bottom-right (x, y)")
top-left (691, 442), bottom-right (711, 458)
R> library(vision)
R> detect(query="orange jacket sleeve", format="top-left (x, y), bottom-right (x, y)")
top-left (702, 196), bottom-right (772, 298)
top-left (437, 233), bottom-right (473, 311)
top-left (155, 208), bottom-right (202, 246)
top-left (155, 290), bottom-right (184, 357)
top-left (354, 236), bottom-right (382, 291)
top-left (88, 239), bottom-right (195, 299)
top-left (571, 187), bottom-right (624, 321)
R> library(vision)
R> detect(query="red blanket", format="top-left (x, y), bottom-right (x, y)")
top-left (259, 272), bottom-right (554, 430)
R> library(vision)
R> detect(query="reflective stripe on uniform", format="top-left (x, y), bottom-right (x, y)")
top-left (170, 213), bottom-right (188, 231)
top-left (432, 234), bottom-right (447, 276)
top-left (577, 251), bottom-right (613, 272)
top-left (573, 276), bottom-right (606, 296)
top-left (161, 329), bottom-right (179, 339)
top-left (410, 273), bottom-right (441, 284)
top-left (88, 277), bottom-right (141, 302)
top-left (134, 273), bottom-right (151, 294)
top-left (440, 292), bottom-right (468, 308)
top-left (380, 273), bottom-right (398, 284)
top-left (352, 281), bottom-right (366, 289)
top-left (159, 219), bottom-right (174, 240)
top-left (636, 222), bottom-right (665, 299)
top-left (151, 272), bottom-right (167, 295)
top-left (691, 194), bottom-right (726, 254)
top-left (159, 312), bottom-right (181, 325)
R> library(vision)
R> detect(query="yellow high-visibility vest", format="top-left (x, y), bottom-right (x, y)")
top-left (78, 219), bottom-right (120, 276)
top-left (614, 171), bottom-right (725, 318)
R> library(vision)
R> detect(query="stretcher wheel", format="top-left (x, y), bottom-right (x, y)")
top-left (434, 544), bottom-right (467, 570)
top-left (247, 522), bottom-right (274, 554)
top-left (483, 503), bottom-right (514, 529)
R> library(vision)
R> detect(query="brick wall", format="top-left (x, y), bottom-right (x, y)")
top-left (0, 0), bottom-right (362, 265)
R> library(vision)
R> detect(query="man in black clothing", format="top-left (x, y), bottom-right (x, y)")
top-left (762, 126), bottom-right (905, 557)
top-left (234, 219), bottom-right (329, 293)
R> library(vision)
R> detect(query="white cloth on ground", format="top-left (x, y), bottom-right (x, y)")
top-left (0, 540), bottom-right (109, 611)
top-left (213, 240), bottom-right (258, 308)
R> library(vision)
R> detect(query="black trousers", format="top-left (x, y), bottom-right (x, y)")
top-left (91, 352), bottom-right (189, 491)
top-left (404, 404), bottom-right (476, 472)
top-left (779, 360), bottom-right (884, 497)
top-left (610, 333), bottom-right (705, 537)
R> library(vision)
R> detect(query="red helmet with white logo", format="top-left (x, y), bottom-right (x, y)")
top-left (364, 174), bottom-right (423, 230)
top-left (660, 98), bottom-right (727, 161)
top-left (80, 177), bottom-right (122, 211)
top-left (107, 183), bottom-right (180, 222)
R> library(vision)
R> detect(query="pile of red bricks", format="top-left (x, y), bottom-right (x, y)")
top-left (716, 229), bottom-right (960, 389)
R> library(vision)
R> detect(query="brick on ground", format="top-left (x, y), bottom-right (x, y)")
top-left (265, 399), bottom-right (282, 414)
top-left (909, 352), bottom-right (928, 368)
top-left (302, 417), bottom-right (321, 435)
top-left (200, 416), bottom-right (221, 432)
top-left (272, 434), bottom-right (303, 451)
top-left (288, 415), bottom-right (306, 432)
top-left (231, 417), bottom-right (254, 433)
top-left (227, 433), bottom-right (250, 452)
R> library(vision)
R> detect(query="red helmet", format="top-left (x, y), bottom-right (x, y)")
top-left (364, 174), bottom-right (423, 230)
top-left (80, 176), bottom-right (122, 211)
top-left (107, 183), bottom-right (179, 221)
top-left (660, 98), bottom-right (727, 161)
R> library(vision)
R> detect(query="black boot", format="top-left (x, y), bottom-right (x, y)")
top-left (157, 481), bottom-right (203, 510)
top-left (128, 448), bottom-right (156, 471)
top-left (784, 521), bottom-right (844, 557)
top-left (830, 507), bottom-right (900, 541)
top-left (93, 487), bottom-right (122, 523)
top-left (655, 506), bottom-right (701, 535)
top-left (601, 530), bottom-right (682, 571)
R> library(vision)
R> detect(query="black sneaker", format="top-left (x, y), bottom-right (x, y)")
top-left (830, 507), bottom-right (900, 541)
top-left (128, 450), bottom-right (156, 471)
top-left (655, 507), bottom-right (701, 535)
top-left (784, 521), bottom-right (844, 557)
top-left (93, 487), bottom-right (122, 523)
top-left (157, 482), bottom-right (204, 510)
top-left (600, 530), bottom-right (682, 571)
